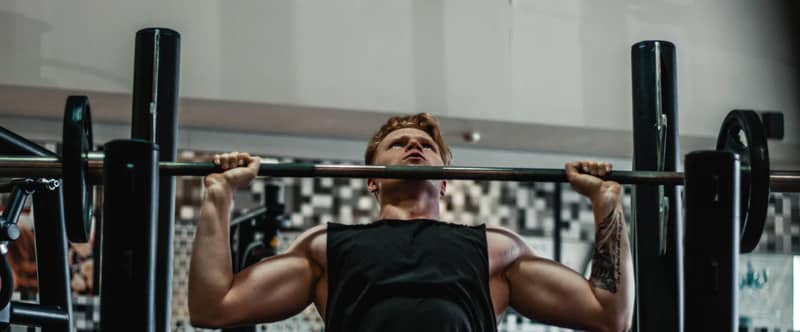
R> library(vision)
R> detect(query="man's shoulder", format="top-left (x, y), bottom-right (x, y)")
top-left (301, 224), bottom-right (328, 247)
top-left (486, 225), bottom-right (522, 244)
top-left (286, 224), bottom-right (327, 254)
top-left (286, 224), bottom-right (328, 269)
top-left (485, 225), bottom-right (536, 258)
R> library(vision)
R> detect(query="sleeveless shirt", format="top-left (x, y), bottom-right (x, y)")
top-left (325, 219), bottom-right (497, 332)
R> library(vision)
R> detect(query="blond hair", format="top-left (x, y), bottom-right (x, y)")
top-left (364, 113), bottom-right (452, 165)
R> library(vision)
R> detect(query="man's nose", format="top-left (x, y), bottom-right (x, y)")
top-left (406, 139), bottom-right (423, 151)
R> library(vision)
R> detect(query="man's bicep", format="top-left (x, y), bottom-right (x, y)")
top-left (505, 254), bottom-right (607, 331)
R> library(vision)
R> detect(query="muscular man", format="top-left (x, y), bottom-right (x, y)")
top-left (189, 113), bottom-right (634, 331)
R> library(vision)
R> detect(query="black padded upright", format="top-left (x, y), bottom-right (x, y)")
top-left (684, 151), bottom-right (740, 332)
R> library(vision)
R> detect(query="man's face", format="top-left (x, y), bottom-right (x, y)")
top-left (367, 127), bottom-right (448, 199)
top-left (371, 128), bottom-right (444, 166)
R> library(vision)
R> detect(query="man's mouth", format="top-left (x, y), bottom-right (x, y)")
top-left (403, 152), bottom-right (426, 161)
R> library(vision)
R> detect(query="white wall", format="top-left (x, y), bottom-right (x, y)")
top-left (0, 0), bottom-right (797, 142)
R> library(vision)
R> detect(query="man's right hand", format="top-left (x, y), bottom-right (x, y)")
top-left (204, 152), bottom-right (261, 193)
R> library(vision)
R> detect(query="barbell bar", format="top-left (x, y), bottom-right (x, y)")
top-left (0, 154), bottom-right (798, 191)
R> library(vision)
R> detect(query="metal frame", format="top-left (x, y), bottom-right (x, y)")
top-left (631, 40), bottom-right (683, 332)
top-left (684, 151), bottom-right (740, 330)
top-left (130, 27), bottom-right (181, 332)
top-left (99, 140), bottom-right (159, 332)
top-left (0, 127), bottom-right (73, 331)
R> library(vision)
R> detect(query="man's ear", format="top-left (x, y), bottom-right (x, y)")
top-left (367, 178), bottom-right (378, 194)
top-left (440, 180), bottom-right (447, 197)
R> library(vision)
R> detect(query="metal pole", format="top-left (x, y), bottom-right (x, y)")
top-left (553, 183), bottom-right (562, 263)
top-left (30, 187), bottom-right (73, 332)
top-left (100, 139), bottom-right (159, 332)
top-left (684, 151), bottom-right (739, 331)
top-left (631, 40), bottom-right (682, 332)
top-left (131, 27), bottom-right (180, 332)
top-left (9, 302), bottom-right (70, 327)
top-left (0, 127), bottom-right (56, 156)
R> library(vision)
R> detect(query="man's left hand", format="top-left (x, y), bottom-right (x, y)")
top-left (565, 161), bottom-right (621, 216)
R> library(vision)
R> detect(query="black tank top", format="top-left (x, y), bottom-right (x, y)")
top-left (325, 219), bottom-right (497, 332)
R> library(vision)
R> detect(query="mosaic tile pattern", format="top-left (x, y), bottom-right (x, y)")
top-left (73, 295), bottom-right (100, 331)
top-left (754, 193), bottom-right (800, 254)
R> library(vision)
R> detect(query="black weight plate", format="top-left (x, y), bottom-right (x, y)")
top-left (716, 110), bottom-right (769, 253)
top-left (63, 96), bottom-right (93, 243)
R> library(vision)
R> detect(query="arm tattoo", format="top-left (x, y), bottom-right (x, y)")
top-left (590, 207), bottom-right (624, 293)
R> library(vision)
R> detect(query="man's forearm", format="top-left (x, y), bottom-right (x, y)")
top-left (188, 186), bottom-right (236, 318)
top-left (589, 205), bottom-right (635, 329)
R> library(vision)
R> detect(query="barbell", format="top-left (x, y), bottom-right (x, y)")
top-left (0, 96), bottom-right (798, 253)
top-left (0, 155), bottom-right (798, 187)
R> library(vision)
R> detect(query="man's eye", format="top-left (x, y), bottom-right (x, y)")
top-left (390, 142), bottom-right (404, 148)
top-left (423, 144), bottom-right (435, 150)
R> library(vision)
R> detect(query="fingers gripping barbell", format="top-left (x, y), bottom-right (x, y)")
top-left (0, 97), bottom-right (798, 252)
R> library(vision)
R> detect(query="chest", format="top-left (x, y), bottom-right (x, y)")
top-left (312, 228), bottom-right (515, 278)
top-left (311, 227), bottom-right (514, 317)
top-left (329, 225), bottom-right (488, 281)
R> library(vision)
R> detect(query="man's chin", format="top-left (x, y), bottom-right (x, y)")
top-left (382, 159), bottom-right (441, 167)
top-left (399, 159), bottom-right (432, 166)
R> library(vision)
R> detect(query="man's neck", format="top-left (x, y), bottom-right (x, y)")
top-left (378, 199), bottom-right (440, 220)
top-left (376, 181), bottom-right (441, 220)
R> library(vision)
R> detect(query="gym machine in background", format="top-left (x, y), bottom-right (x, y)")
top-left (229, 184), bottom-right (289, 274)
top-left (0, 128), bottom-right (73, 331)
top-left (224, 183), bottom-right (289, 332)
